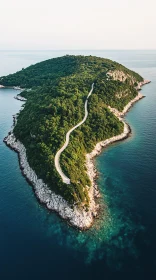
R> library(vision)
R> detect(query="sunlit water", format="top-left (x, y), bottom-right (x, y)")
top-left (0, 50), bottom-right (156, 279)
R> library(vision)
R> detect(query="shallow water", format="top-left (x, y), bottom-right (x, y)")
top-left (0, 50), bottom-right (156, 279)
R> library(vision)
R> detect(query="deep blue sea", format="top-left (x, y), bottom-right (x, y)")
top-left (0, 50), bottom-right (156, 280)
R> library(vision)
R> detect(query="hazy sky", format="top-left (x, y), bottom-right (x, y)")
top-left (0, 0), bottom-right (156, 50)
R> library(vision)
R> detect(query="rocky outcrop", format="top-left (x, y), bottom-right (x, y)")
top-left (14, 95), bottom-right (27, 101)
top-left (107, 70), bottom-right (151, 89)
top-left (0, 85), bottom-right (24, 90)
top-left (107, 70), bottom-right (137, 85)
top-left (135, 79), bottom-right (151, 90)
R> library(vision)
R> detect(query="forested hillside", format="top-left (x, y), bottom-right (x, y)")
top-left (0, 55), bottom-right (143, 207)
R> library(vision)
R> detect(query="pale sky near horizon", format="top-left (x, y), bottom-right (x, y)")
top-left (0, 0), bottom-right (156, 50)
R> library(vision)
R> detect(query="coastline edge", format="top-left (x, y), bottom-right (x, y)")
top-left (3, 80), bottom-right (150, 230)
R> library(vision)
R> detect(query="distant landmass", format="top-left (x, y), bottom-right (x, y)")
top-left (0, 55), bottom-right (149, 229)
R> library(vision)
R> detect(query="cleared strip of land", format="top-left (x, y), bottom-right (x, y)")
top-left (54, 83), bottom-right (94, 184)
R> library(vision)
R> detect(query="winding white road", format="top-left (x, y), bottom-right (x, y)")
top-left (54, 83), bottom-right (94, 184)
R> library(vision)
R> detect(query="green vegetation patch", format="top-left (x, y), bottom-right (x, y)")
top-left (0, 55), bottom-right (143, 206)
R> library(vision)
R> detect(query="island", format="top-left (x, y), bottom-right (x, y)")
top-left (0, 55), bottom-right (150, 229)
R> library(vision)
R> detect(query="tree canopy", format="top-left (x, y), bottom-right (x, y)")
top-left (0, 55), bottom-right (143, 207)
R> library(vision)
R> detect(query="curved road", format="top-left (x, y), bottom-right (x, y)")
top-left (54, 83), bottom-right (94, 184)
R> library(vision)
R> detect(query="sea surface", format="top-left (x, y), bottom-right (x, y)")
top-left (0, 50), bottom-right (156, 279)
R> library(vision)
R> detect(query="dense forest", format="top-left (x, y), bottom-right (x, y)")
top-left (0, 55), bottom-right (143, 207)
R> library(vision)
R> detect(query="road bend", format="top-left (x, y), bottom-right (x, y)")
top-left (54, 83), bottom-right (94, 184)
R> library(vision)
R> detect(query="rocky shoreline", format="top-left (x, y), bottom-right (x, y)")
top-left (0, 85), bottom-right (23, 90)
top-left (4, 131), bottom-right (100, 230)
top-left (14, 95), bottom-right (27, 101)
top-left (3, 79), bottom-right (150, 230)
top-left (4, 94), bottom-right (99, 229)
top-left (86, 79), bottom-right (151, 206)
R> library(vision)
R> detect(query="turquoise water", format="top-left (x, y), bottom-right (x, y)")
top-left (0, 50), bottom-right (156, 279)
